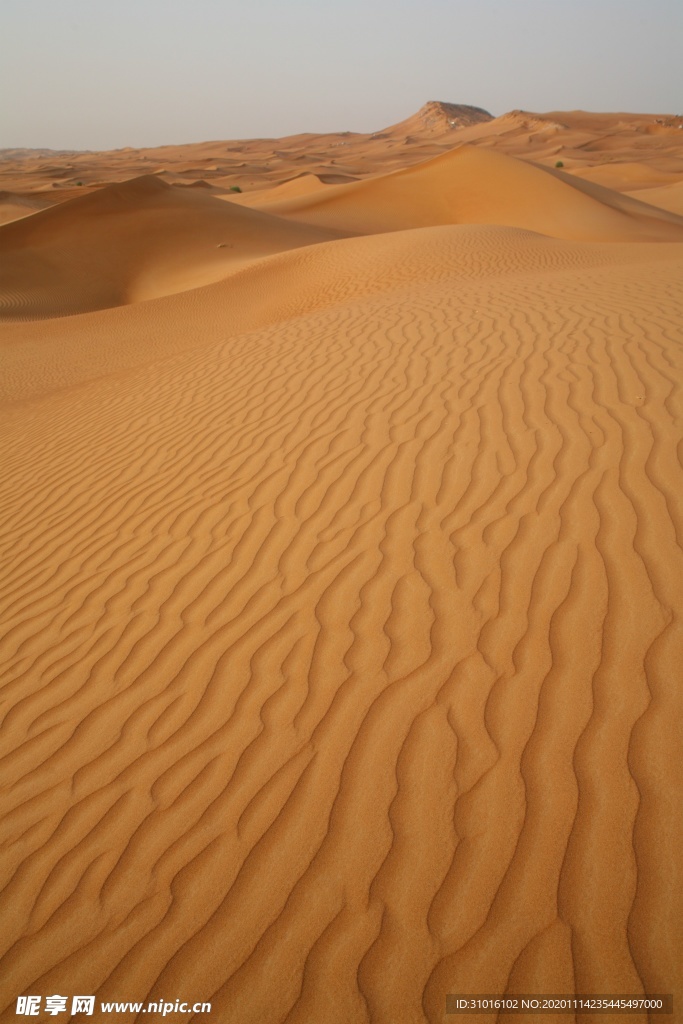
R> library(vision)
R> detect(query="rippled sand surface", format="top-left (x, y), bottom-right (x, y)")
top-left (1, 105), bottom-right (682, 1024)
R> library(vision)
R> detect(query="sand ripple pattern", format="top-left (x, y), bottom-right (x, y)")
top-left (1, 231), bottom-right (682, 1023)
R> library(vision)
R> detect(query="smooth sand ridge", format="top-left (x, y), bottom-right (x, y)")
top-left (229, 173), bottom-right (351, 207)
top-left (0, 175), bottom-right (342, 320)
top-left (1, 223), bottom-right (682, 1022)
top-left (0, 193), bottom-right (53, 227)
top-left (626, 182), bottom-right (683, 217)
top-left (242, 144), bottom-right (683, 241)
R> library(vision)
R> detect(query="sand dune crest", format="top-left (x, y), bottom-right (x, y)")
top-left (0, 175), bottom-right (342, 319)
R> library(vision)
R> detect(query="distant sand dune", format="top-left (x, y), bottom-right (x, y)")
top-left (1, 108), bottom-right (682, 1024)
top-left (247, 145), bottom-right (683, 241)
top-left (227, 173), bottom-right (334, 207)
top-left (3, 106), bottom-right (683, 202)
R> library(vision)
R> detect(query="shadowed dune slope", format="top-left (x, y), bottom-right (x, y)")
top-left (249, 145), bottom-right (683, 241)
top-left (1, 224), bottom-right (682, 1020)
top-left (626, 181), bottom-right (683, 216)
top-left (0, 192), bottom-right (53, 226)
top-left (0, 175), bottom-right (342, 320)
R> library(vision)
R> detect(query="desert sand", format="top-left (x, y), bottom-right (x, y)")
top-left (1, 103), bottom-right (682, 1024)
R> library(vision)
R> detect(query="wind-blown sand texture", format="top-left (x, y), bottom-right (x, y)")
top-left (1, 105), bottom-right (683, 1024)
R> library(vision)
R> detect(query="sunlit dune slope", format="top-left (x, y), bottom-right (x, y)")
top-left (0, 175), bottom-right (342, 320)
top-left (0, 222), bottom-right (682, 1022)
top-left (230, 173), bottom-right (348, 208)
top-left (245, 144), bottom-right (683, 241)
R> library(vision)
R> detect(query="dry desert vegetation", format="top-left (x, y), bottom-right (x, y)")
top-left (1, 103), bottom-right (682, 1023)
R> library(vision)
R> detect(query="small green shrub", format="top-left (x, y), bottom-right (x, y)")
top-left (76, 180), bottom-right (83, 186)
top-left (230, 185), bottom-right (242, 193)
top-left (555, 160), bottom-right (564, 169)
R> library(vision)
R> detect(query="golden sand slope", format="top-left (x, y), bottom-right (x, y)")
top-left (0, 175), bottom-right (341, 319)
top-left (240, 145), bottom-right (683, 242)
top-left (1, 216), bottom-right (682, 1024)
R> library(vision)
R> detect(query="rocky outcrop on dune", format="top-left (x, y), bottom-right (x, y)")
top-left (383, 101), bottom-right (493, 139)
top-left (495, 109), bottom-right (569, 132)
top-left (417, 100), bottom-right (493, 128)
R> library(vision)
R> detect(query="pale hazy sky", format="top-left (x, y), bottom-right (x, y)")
top-left (2, 0), bottom-right (681, 151)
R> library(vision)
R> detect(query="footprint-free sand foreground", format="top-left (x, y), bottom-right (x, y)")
top-left (1, 105), bottom-right (682, 1024)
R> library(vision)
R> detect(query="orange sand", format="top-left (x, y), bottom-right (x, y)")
top-left (1, 104), bottom-right (682, 1024)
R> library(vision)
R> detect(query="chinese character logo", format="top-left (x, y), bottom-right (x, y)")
top-left (45, 995), bottom-right (68, 1015)
top-left (71, 997), bottom-right (95, 1015)
top-left (16, 996), bottom-right (41, 1016)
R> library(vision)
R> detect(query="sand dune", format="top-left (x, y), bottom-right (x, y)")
top-left (1, 105), bottom-right (683, 1023)
top-left (246, 145), bottom-right (683, 241)
top-left (228, 172), bottom-right (337, 207)
top-left (8, 144), bottom-right (681, 326)
top-left (0, 175), bottom-right (341, 319)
